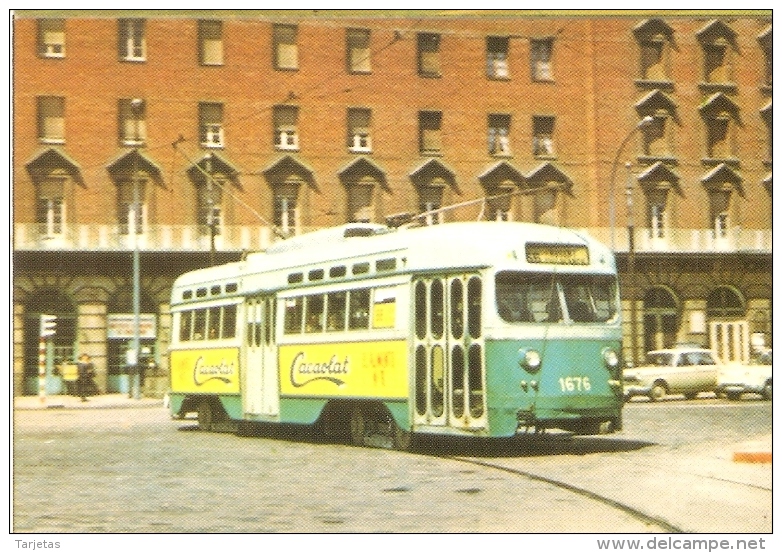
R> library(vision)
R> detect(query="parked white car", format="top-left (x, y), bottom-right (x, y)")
top-left (716, 350), bottom-right (772, 401)
top-left (623, 347), bottom-right (722, 401)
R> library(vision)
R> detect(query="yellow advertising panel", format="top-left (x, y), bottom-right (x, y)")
top-left (279, 340), bottom-right (408, 399)
top-left (170, 348), bottom-right (241, 394)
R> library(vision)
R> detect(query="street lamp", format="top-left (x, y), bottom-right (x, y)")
top-left (609, 116), bottom-right (654, 251)
top-left (130, 98), bottom-right (143, 400)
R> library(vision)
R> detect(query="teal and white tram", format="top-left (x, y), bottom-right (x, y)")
top-left (168, 221), bottom-right (624, 449)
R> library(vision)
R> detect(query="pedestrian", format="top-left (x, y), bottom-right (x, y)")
top-left (76, 353), bottom-right (94, 402)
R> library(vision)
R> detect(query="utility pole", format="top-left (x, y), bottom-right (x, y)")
top-left (625, 161), bottom-right (639, 367)
top-left (130, 98), bottom-right (143, 400)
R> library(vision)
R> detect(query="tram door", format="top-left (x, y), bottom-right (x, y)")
top-left (243, 296), bottom-right (279, 416)
top-left (413, 275), bottom-right (487, 430)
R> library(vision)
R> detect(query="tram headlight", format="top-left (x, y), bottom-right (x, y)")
top-left (518, 348), bottom-right (541, 373)
top-left (602, 348), bottom-right (620, 372)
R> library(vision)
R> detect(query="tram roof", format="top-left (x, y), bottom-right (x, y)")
top-left (172, 221), bottom-right (614, 292)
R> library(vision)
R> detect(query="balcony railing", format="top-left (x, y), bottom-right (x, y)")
top-left (14, 223), bottom-right (772, 254)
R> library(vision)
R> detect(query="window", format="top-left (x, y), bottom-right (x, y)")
top-left (419, 194), bottom-right (444, 226)
top-left (117, 178), bottom-right (147, 235)
top-left (347, 184), bottom-right (374, 223)
top-left (488, 114), bottom-right (511, 156)
top-left (639, 39), bottom-right (668, 81)
top-left (704, 42), bottom-right (730, 84)
top-left (36, 178), bottom-right (65, 236)
top-left (486, 37), bottom-right (509, 79)
top-left (283, 297), bottom-right (304, 334)
top-left (419, 111), bottom-right (443, 155)
top-left (641, 113), bottom-right (673, 158)
top-left (347, 28), bottom-right (371, 73)
top-left (347, 108), bottom-right (372, 152)
top-left (530, 39), bottom-right (553, 81)
top-left (199, 20), bottom-right (223, 66)
top-left (326, 292), bottom-right (347, 331)
top-left (417, 33), bottom-right (441, 77)
top-left (273, 24), bottom-right (298, 70)
top-left (348, 289), bottom-right (370, 330)
top-left (119, 19), bottom-right (146, 61)
top-left (37, 96), bottom-right (65, 144)
top-left (274, 184), bottom-right (299, 234)
top-left (649, 201), bottom-right (666, 239)
top-left (304, 295), bottom-right (325, 333)
top-left (710, 191), bottom-right (731, 239)
top-left (118, 99), bottom-right (146, 146)
top-left (532, 115), bottom-right (555, 157)
top-left (197, 177), bottom-right (223, 236)
top-left (38, 19), bottom-right (65, 57)
top-left (706, 115), bottom-right (731, 159)
top-left (274, 105), bottom-right (299, 150)
top-left (199, 103), bottom-right (224, 148)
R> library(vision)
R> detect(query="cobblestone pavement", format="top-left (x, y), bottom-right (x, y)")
top-left (13, 406), bottom-right (668, 533)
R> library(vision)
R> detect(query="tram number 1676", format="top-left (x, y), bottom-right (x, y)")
top-left (559, 376), bottom-right (592, 392)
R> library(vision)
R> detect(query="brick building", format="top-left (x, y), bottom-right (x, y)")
top-left (12, 10), bottom-right (772, 397)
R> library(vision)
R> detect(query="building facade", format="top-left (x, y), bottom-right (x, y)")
top-left (12, 10), bottom-right (772, 397)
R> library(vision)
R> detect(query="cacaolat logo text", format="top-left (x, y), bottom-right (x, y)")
top-left (289, 352), bottom-right (349, 388)
top-left (193, 356), bottom-right (235, 386)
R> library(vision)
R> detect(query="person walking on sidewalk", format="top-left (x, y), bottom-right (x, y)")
top-left (76, 353), bottom-right (94, 402)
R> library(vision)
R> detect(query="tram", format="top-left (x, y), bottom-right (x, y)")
top-left (167, 221), bottom-right (624, 449)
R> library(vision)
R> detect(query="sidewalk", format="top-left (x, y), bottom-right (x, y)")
top-left (14, 393), bottom-right (164, 411)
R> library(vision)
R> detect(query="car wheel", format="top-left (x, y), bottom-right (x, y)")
top-left (649, 383), bottom-right (666, 402)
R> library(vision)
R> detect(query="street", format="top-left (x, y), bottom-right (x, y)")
top-left (12, 396), bottom-right (772, 533)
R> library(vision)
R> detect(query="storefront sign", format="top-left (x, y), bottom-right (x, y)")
top-left (107, 314), bottom-right (157, 339)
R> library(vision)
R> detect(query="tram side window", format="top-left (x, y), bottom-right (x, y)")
top-left (348, 288), bottom-right (370, 330)
top-left (193, 309), bottom-right (207, 340)
top-left (222, 305), bottom-right (237, 338)
top-left (305, 294), bottom-right (325, 333)
top-left (284, 297), bottom-right (304, 334)
top-left (207, 307), bottom-right (221, 339)
top-left (179, 310), bottom-right (192, 341)
top-left (326, 291), bottom-right (347, 332)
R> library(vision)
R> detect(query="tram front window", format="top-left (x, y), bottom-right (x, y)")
top-left (495, 272), bottom-right (617, 323)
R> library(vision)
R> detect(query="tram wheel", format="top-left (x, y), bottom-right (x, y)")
top-left (683, 392), bottom-right (698, 400)
top-left (197, 401), bottom-right (214, 431)
top-left (349, 404), bottom-right (366, 447)
top-left (762, 382), bottom-right (772, 401)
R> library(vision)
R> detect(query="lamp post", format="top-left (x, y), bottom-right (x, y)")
top-left (625, 161), bottom-right (639, 367)
top-left (130, 98), bottom-right (143, 400)
top-left (609, 116), bottom-right (654, 251)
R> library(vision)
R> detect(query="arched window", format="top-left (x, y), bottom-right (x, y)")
top-left (643, 286), bottom-right (679, 351)
top-left (706, 287), bottom-right (744, 319)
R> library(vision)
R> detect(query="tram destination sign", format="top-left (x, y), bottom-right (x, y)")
top-left (525, 243), bottom-right (590, 265)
